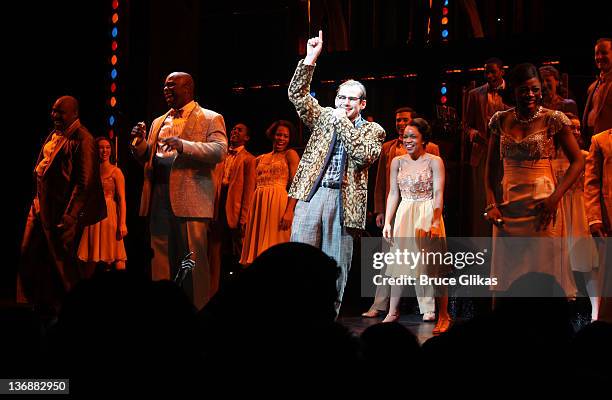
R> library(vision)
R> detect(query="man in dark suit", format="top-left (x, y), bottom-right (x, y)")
top-left (17, 96), bottom-right (106, 314)
top-left (464, 57), bottom-right (510, 237)
top-left (582, 38), bottom-right (612, 149)
top-left (209, 122), bottom-right (255, 284)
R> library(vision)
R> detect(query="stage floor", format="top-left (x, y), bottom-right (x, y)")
top-left (338, 314), bottom-right (437, 343)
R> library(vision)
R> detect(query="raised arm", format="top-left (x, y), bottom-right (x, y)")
top-left (130, 122), bottom-right (151, 166)
top-left (288, 31), bottom-right (324, 129)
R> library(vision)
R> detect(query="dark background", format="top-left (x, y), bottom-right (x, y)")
top-left (4, 0), bottom-right (610, 300)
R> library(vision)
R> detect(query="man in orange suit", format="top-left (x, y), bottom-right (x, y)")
top-left (584, 128), bottom-right (611, 322)
top-left (464, 58), bottom-right (510, 237)
top-left (582, 38), bottom-right (612, 149)
top-left (209, 122), bottom-right (256, 284)
top-left (18, 96), bottom-right (106, 314)
top-left (130, 72), bottom-right (227, 309)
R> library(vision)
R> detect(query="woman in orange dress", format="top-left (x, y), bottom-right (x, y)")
top-left (240, 121), bottom-right (300, 265)
top-left (77, 137), bottom-right (127, 273)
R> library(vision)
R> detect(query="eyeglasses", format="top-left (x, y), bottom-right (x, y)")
top-left (336, 95), bottom-right (362, 102)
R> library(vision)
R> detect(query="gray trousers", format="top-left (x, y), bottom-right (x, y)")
top-left (150, 183), bottom-right (215, 310)
top-left (291, 187), bottom-right (354, 316)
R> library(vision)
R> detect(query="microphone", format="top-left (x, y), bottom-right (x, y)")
top-left (131, 121), bottom-right (146, 146)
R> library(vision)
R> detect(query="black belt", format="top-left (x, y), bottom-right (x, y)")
top-left (321, 181), bottom-right (340, 189)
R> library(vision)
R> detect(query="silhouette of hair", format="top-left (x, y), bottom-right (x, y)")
top-left (508, 63), bottom-right (540, 87)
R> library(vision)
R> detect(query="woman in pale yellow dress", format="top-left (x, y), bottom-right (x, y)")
top-left (382, 118), bottom-right (452, 334)
top-left (240, 121), bottom-right (300, 265)
top-left (77, 137), bottom-right (127, 273)
top-left (484, 63), bottom-right (584, 298)
top-left (551, 114), bottom-right (599, 318)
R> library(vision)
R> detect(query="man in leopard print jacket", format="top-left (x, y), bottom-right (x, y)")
top-left (288, 31), bottom-right (385, 316)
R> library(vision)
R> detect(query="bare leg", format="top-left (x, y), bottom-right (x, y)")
top-left (433, 283), bottom-right (451, 333)
top-left (383, 295), bottom-right (401, 323)
top-left (383, 284), bottom-right (404, 323)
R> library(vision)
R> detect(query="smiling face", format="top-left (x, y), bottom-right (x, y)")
top-left (230, 123), bottom-right (250, 147)
top-left (335, 85), bottom-right (366, 122)
top-left (273, 125), bottom-right (290, 152)
top-left (163, 72), bottom-right (193, 109)
top-left (98, 139), bottom-right (112, 163)
top-left (51, 97), bottom-right (78, 131)
top-left (595, 40), bottom-right (612, 73)
top-left (514, 77), bottom-right (542, 114)
top-left (402, 125), bottom-right (425, 156)
top-left (395, 111), bottom-right (413, 137)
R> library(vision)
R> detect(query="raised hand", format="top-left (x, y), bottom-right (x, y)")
top-left (304, 30), bottom-right (323, 66)
top-left (130, 122), bottom-right (146, 146)
top-left (332, 107), bottom-right (348, 120)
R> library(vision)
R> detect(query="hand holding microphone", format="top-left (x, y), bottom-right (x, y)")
top-left (130, 122), bottom-right (146, 147)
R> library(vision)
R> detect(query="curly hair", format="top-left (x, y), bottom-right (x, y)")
top-left (265, 120), bottom-right (297, 142)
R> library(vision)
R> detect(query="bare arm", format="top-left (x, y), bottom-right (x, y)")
top-left (113, 168), bottom-right (128, 239)
top-left (280, 149), bottom-right (301, 231)
top-left (535, 125), bottom-right (585, 231)
top-left (430, 156), bottom-right (446, 231)
top-left (551, 126), bottom-right (584, 202)
top-left (484, 117), bottom-right (503, 218)
top-left (382, 157), bottom-right (401, 239)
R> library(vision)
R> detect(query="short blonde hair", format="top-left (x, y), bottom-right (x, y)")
top-left (336, 79), bottom-right (367, 100)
